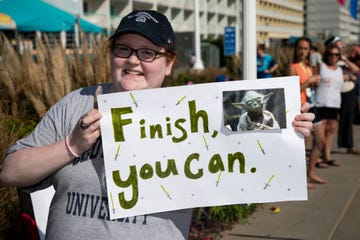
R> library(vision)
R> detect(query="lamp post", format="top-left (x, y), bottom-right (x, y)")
top-left (242, 0), bottom-right (257, 80)
top-left (73, 0), bottom-right (80, 48)
top-left (193, 0), bottom-right (204, 70)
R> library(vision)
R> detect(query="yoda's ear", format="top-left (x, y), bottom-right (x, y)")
top-left (263, 92), bottom-right (274, 102)
top-left (232, 102), bottom-right (245, 109)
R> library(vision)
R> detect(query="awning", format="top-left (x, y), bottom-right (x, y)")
top-left (0, 0), bottom-right (101, 33)
top-left (0, 13), bottom-right (16, 30)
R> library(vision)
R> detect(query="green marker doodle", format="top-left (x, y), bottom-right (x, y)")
top-left (115, 143), bottom-right (121, 160)
top-left (257, 139), bottom-right (265, 155)
top-left (160, 185), bottom-right (172, 200)
top-left (110, 192), bottom-right (115, 213)
top-left (129, 92), bottom-right (138, 107)
top-left (176, 96), bottom-right (187, 105)
top-left (202, 135), bottom-right (209, 150)
top-left (263, 174), bottom-right (275, 190)
top-left (216, 171), bottom-right (222, 187)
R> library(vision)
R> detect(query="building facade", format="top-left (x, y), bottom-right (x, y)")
top-left (44, 0), bottom-right (360, 49)
top-left (257, 0), bottom-right (304, 46)
top-left (305, 0), bottom-right (359, 44)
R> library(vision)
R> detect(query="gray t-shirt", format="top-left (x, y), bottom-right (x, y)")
top-left (7, 84), bottom-right (192, 240)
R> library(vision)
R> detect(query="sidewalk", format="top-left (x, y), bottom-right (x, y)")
top-left (220, 124), bottom-right (360, 240)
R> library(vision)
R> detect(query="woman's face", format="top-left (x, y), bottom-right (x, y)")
top-left (296, 40), bottom-right (310, 61)
top-left (111, 33), bottom-right (175, 92)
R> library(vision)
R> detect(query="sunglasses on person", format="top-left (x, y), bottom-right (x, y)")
top-left (112, 44), bottom-right (167, 62)
top-left (329, 52), bottom-right (340, 57)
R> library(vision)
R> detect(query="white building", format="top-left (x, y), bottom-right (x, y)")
top-left (44, 0), bottom-right (360, 49)
top-left (45, 0), bottom-right (242, 46)
top-left (305, 0), bottom-right (359, 44)
top-left (257, 0), bottom-right (304, 47)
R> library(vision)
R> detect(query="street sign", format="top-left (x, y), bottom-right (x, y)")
top-left (224, 26), bottom-right (236, 56)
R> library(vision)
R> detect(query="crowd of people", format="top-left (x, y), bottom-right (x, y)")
top-left (257, 37), bottom-right (360, 189)
top-left (273, 36), bottom-right (359, 189)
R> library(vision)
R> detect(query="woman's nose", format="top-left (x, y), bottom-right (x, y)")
top-left (128, 51), bottom-right (140, 63)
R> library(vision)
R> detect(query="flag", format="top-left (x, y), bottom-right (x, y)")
top-left (338, 0), bottom-right (358, 19)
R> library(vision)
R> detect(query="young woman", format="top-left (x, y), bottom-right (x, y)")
top-left (309, 44), bottom-right (346, 185)
top-left (0, 10), bottom-right (315, 239)
top-left (288, 37), bottom-right (322, 188)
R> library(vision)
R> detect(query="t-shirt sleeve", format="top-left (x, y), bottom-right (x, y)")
top-left (6, 89), bottom-right (82, 191)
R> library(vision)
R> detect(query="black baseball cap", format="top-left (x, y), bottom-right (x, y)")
top-left (109, 10), bottom-right (175, 48)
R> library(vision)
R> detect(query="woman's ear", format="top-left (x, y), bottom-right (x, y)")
top-left (165, 56), bottom-right (176, 76)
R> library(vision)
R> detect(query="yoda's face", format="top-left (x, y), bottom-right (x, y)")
top-left (232, 91), bottom-right (273, 114)
top-left (244, 96), bottom-right (263, 113)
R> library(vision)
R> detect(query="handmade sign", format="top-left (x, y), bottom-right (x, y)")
top-left (98, 76), bottom-right (307, 220)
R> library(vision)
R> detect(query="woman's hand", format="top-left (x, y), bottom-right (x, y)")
top-left (292, 102), bottom-right (314, 137)
top-left (67, 109), bottom-right (103, 157)
top-left (66, 86), bottom-right (103, 157)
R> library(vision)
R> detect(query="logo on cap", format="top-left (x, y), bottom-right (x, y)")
top-left (128, 11), bottom-right (159, 24)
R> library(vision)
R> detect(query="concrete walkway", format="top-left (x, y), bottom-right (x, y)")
top-left (220, 124), bottom-right (360, 240)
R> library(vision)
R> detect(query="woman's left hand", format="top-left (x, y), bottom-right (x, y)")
top-left (292, 102), bottom-right (314, 137)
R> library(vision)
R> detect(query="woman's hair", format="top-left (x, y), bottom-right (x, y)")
top-left (292, 36), bottom-right (311, 63)
top-left (322, 44), bottom-right (341, 65)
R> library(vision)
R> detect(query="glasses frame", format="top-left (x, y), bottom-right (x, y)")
top-left (112, 44), bottom-right (168, 62)
top-left (329, 53), bottom-right (340, 57)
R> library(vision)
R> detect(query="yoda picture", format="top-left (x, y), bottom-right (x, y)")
top-left (223, 88), bottom-right (286, 132)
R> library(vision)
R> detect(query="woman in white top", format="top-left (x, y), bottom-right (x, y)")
top-left (309, 44), bottom-right (344, 184)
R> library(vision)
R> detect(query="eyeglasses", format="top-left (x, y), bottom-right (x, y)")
top-left (112, 44), bottom-right (167, 62)
top-left (329, 53), bottom-right (340, 57)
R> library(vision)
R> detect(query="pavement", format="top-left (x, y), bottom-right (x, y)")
top-left (220, 124), bottom-right (360, 240)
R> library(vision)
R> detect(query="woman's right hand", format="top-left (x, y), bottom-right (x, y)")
top-left (66, 109), bottom-right (103, 157)
top-left (66, 85), bottom-right (103, 157)
top-left (310, 74), bottom-right (321, 87)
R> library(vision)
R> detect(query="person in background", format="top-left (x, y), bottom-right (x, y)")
top-left (349, 43), bottom-right (360, 123)
top-left (310, 45), bottom-right (322, 75)
top-left (256, 43), bottom-right (279, 78)
top-left (215, 74), bottom-right (229, 82)
top-left (287, 36), bottom-right (322, 188)
top-left (309, 43), bottom-right (346, 181)
top-left (288, 37), bottom-right (321, 108)
top-left (325, 36), bottom-right (359, 155)
top-left (189, 52), bottom-right (196, 68)
top-left (0, 10), bottom-right (315, 240)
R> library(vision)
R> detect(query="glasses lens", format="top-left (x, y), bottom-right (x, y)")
top-left (330, 53), bottom-right (340, 57)
top-left (138, 49), bottom-right (156, 61)
top-left (113, 45), bottom-right (131, 58)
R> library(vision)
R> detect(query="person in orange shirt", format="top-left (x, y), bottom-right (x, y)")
top-left (288, 36), bottom-right (322, 189)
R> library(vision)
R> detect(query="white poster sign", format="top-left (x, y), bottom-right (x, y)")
top-left (98, 76), bottom-right (307, 220)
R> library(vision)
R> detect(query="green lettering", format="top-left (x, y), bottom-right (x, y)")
top-left (208, 154), bottom-right (225, 173)
top-left (139, 119), bottom-right (146, 139)
top-left (172, 118), bottom-right (187, 143)
top-left (166, 117), bottom-right (172, 136)
top-left (139, 164), bottom-right (153, 179)
top-left (188, 100), bottom-right (209, 133)
top-left (228, 152), bottom-right (245, 173)
top-left (150, 124), bottom-right (163, 139)
top-left (155, 159), bottom-right (179, 178)
top-left (112, 166), bottom-right (138, 209)
top-left (111, 107), bottom-right (133, 142)
top-left (184, 153), bottom-right (203, 179)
